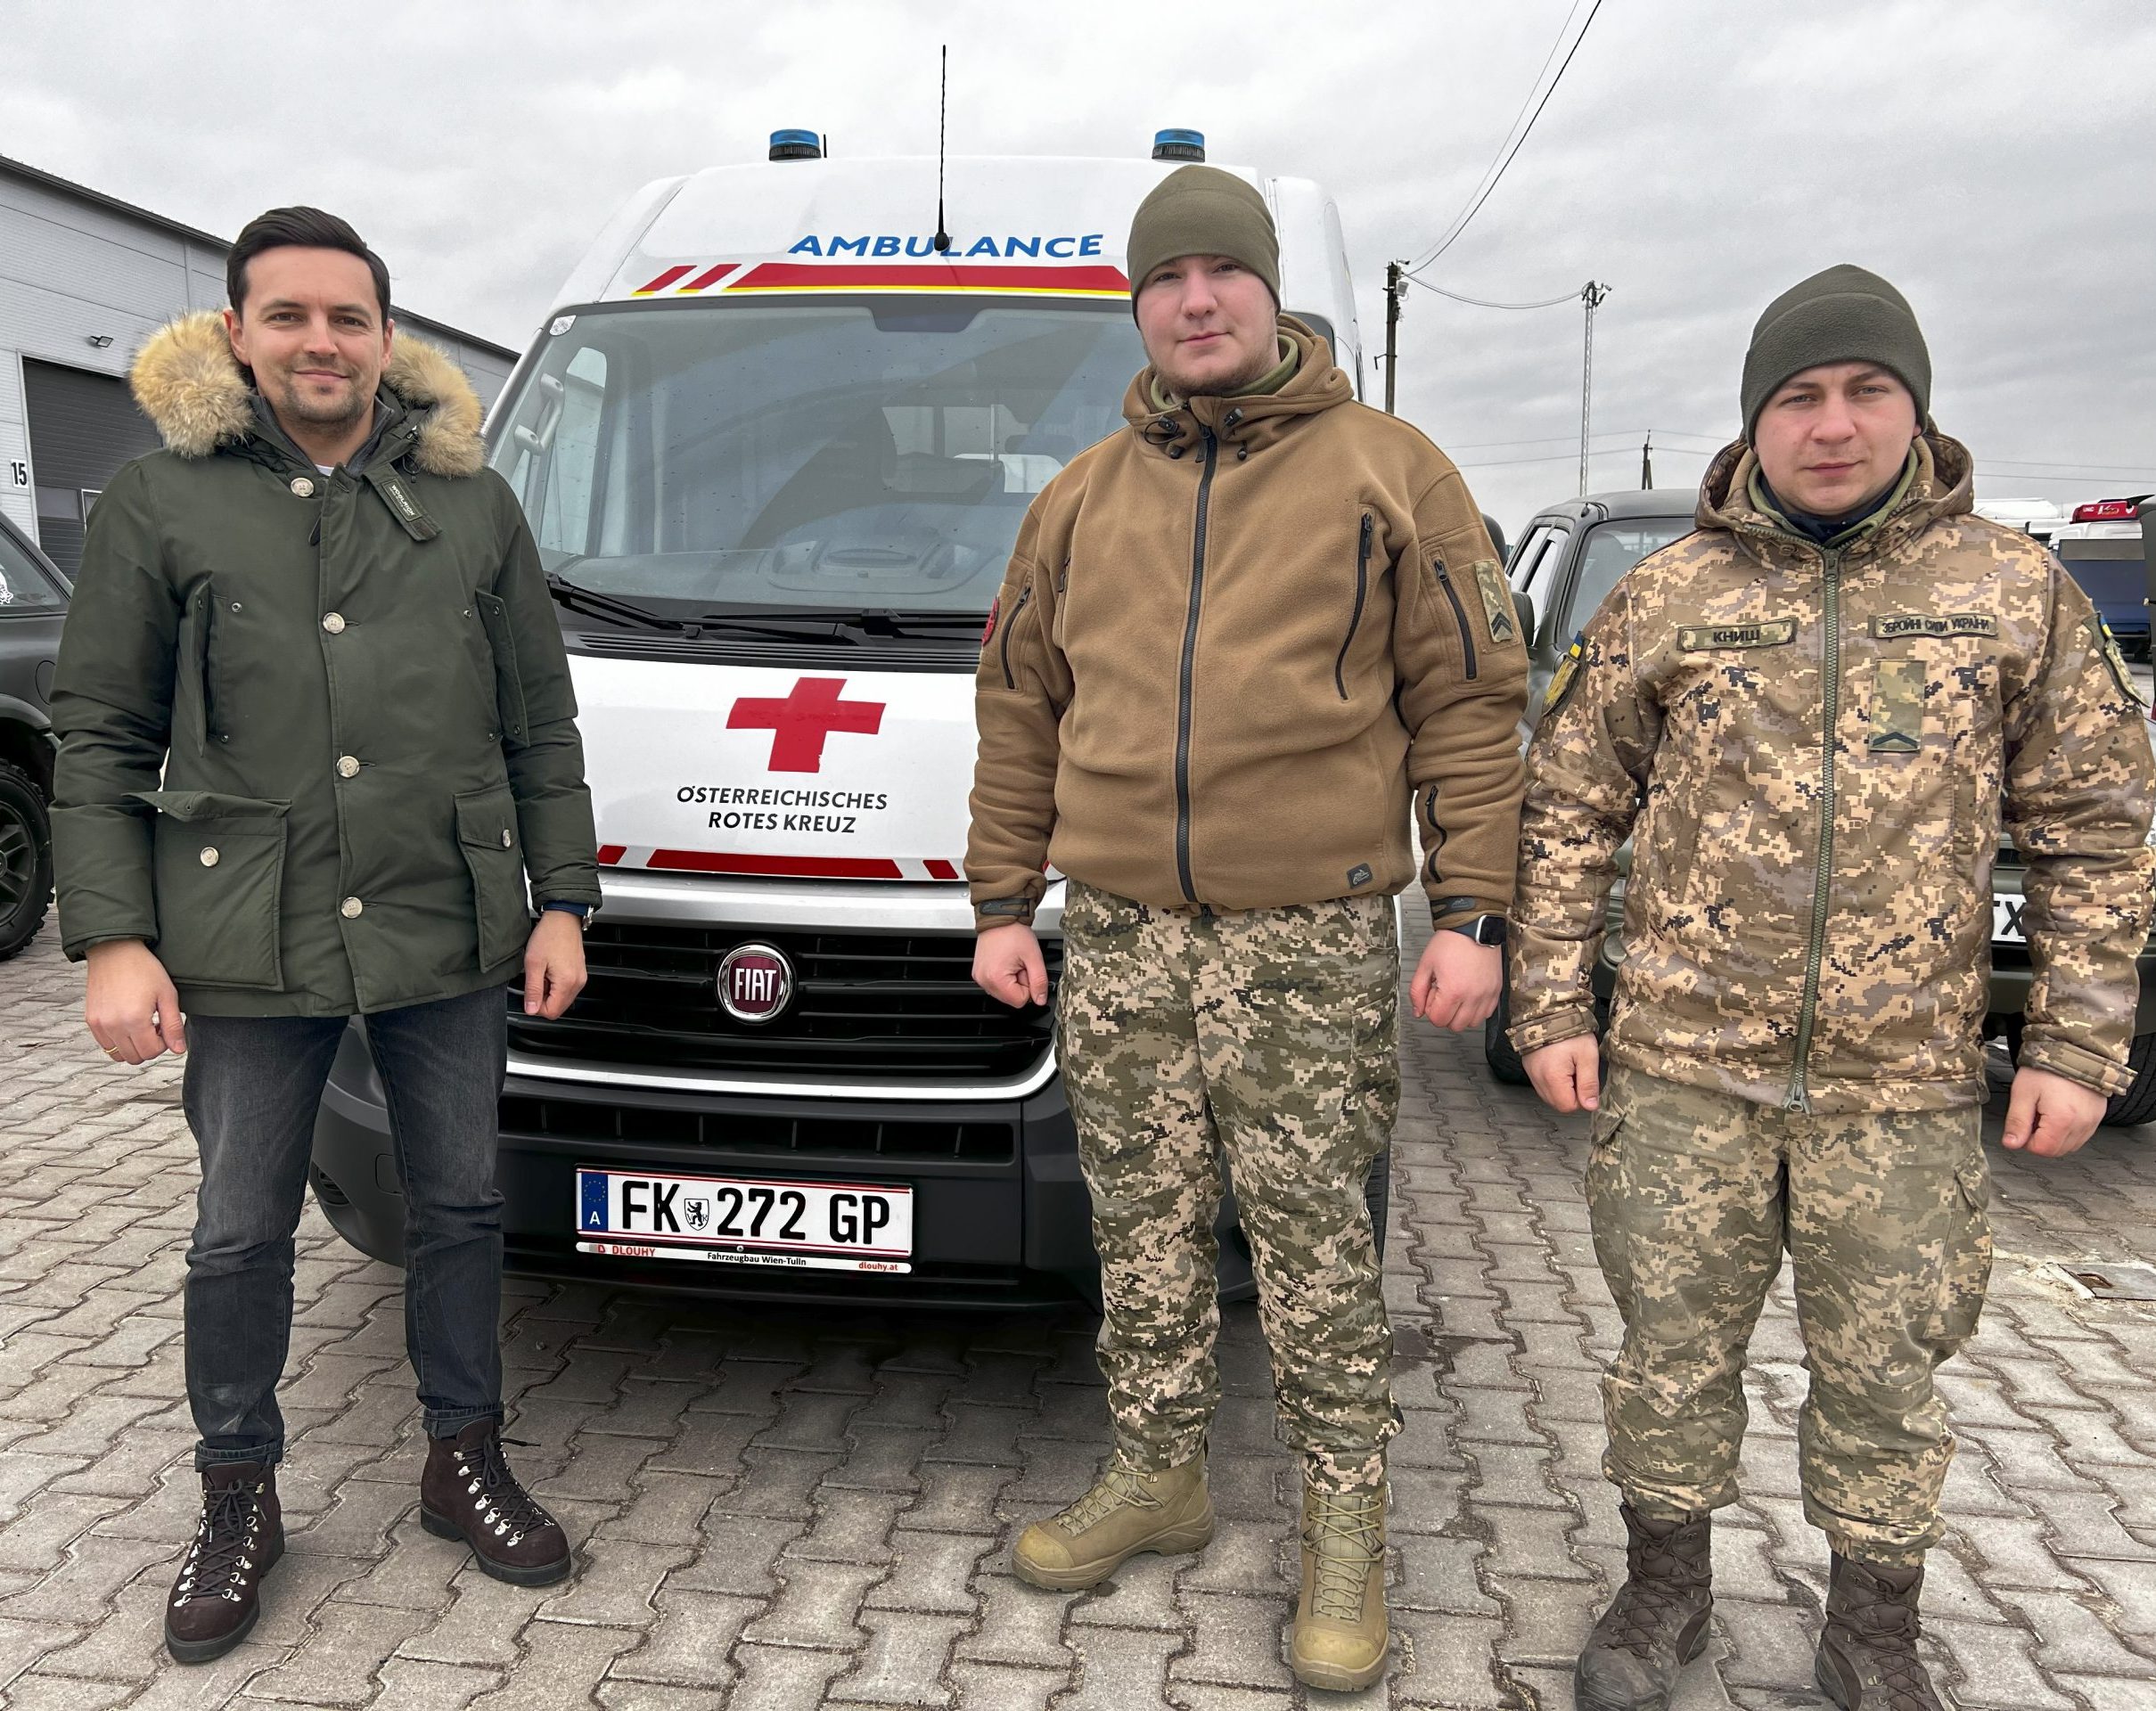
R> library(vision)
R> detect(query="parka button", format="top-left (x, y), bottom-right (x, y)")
top-left (291, 476), bottom-right (316, 498)
top-left (199, 847), bottom-right (219, 867)
top-left (335, 756), bottom-right (360, 779)
top-left (500, 829), bottom-right (512, 848)
top-left (340, 896), bottom-right (364, 919)
top-left (322, 612), bottom-right (346, 634)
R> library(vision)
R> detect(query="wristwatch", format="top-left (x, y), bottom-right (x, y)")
top-left (1440, 913), bottom-right (1507, 946)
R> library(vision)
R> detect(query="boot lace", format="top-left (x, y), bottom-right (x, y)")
top-left (1054, 1466), bottom-right (1157, 1534)
top-left (454, 1433), bottom-right (553, 1547)
top-left (1841, 1598), bottom-right (1936, 1707)
top-left (1603, 1529), bottom-right (1707, 1659)
top-left (1305, 1490), bottom-right (1384, 1622)
top-left (171, 1480), bottom-right (267, 1608)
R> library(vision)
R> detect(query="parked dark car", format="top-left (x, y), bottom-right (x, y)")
top-left (0, 513), bottom-right (69, 961)
top-left (1487, 488), bottom-right (2156, 1127)
top-left (2055, 528), bottom-right (2151, 658)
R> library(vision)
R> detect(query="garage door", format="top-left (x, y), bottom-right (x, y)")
top-left (25, 358), bottom-right (161, 582)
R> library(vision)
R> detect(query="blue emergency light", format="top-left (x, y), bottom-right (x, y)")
top-left (1152, 129), bottom-right (1206, 163)
top-left (769, 129), bottom-right (823, 162)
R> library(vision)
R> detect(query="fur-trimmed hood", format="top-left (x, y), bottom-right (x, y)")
top-left (128, 309), bottom-right (485, 477)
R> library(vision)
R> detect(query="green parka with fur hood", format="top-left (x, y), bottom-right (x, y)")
top-left (49, 312), bottom-right (601, 1017)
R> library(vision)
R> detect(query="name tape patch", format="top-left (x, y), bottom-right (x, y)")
top-left (1677, 619), bottom-right (1796, 651)
top-left (1870, 612), bottom-right (1998, 639)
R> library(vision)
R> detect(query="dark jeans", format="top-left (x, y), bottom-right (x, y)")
top-left (181, 986), bottom-right (508, 1468)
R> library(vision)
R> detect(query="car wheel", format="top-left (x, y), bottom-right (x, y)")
top-left (0, 760), bottom-right (53, 963)
top-left (1484, 980), bottom-right (1529, 1085)
top-left (2104, 1034), bottom-right (2156, 1128)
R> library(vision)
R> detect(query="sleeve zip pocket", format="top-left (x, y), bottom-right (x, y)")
top-left (1334, 513), bottom-right (1373, 700)
top-left (1432, 556), bottom-right (1479, 680)
top-left (999, 583), bottom-right (1034, 689)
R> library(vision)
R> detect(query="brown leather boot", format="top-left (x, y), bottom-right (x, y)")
top-left (1816, 1552), bottom-right (1946, 1711)
top-left (1574, 1505), bottom-right (1714, 1711)
top-left (421, 1420), bottom-right (572, 1585)
top-left (164, 1463), bottom-right (283, 1664)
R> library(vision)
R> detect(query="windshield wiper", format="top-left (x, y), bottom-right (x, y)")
top-left (548, 577), bottom-right (861, 643)
top-left (546, 574), bottom-right (685, 633)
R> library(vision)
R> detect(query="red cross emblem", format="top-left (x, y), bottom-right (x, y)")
top-left (727, 677), bottom-right (886, 773)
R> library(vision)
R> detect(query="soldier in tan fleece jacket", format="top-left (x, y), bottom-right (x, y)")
top-left (964, 165), bottom-right (1528, 1694)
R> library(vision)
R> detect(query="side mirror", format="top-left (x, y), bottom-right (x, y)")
top-left (1512, 589), bottom-right (1537, 645)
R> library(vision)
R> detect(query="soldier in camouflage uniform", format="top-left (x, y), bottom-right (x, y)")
top-left (966, 167), bottom-right (1528, 1692)
top-left (1510, 265), bottom-right (2156, 1711)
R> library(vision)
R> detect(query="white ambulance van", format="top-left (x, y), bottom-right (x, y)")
top-left (310, 130), bottom-right (1372, 1306)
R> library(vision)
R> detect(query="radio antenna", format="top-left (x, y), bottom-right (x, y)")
top-left (933, 45), bottom-right (951, 253)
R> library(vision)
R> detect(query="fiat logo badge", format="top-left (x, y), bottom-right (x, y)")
top-left (717, 943), bottom-right (793, 1024)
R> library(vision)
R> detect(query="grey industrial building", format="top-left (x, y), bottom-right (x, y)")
top-left (1, 154), bottom-right (516, 580)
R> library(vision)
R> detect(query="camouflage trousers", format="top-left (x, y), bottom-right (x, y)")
top-left (1057, 880), bottom-right (1401, 1494)
top-left (1588, 1065), bottom-right (1993, 1565)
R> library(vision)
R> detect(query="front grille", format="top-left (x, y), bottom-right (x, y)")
top-left (498, 1093), bottom-right (1014, 1162)
top-left (509, 923), bottom-right (1059, 1081)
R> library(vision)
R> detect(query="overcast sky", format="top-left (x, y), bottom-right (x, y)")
top-left (8, 0), bottom-right (2153, 531)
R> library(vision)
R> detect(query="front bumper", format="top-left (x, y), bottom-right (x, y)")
top-left (309, 1018), bottom-right (1119, 1306)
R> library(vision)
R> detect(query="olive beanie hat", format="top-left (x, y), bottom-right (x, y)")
top-left (1741, 263), bottom-right (1931, 437)
top-left (1126, 165), bottom-right (1281, 310)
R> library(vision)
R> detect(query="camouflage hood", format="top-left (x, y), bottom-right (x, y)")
top-left (1693, 431), bottom-right (1975, 564)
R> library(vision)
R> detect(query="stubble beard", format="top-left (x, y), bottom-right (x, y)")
top-left (267, 364), bottom-right (372, 431)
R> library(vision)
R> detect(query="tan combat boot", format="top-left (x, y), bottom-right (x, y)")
top-left (1012, 1456), bottom-right (1214, 1590)
top-left (1291, 1480), bottom-right (1389, 1692)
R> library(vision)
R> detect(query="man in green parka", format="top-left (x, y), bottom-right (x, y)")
top-left (48, 208), bottom-right (602, 1663)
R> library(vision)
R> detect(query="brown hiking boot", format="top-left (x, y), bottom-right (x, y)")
top-left (1012, 1456), bottom-right (1214, 1591)
top-left (421, 1420), bottom-right (572, 1585)
top-left (1575, 1505), bottom-right (1714, 1711)
top-left (1291, 1481), bottom-right (1390, 1692)
top-left (164, 1463), bottom-right (283, 1664)
top-left (1816, 1552), bottom-right (1946, 1711)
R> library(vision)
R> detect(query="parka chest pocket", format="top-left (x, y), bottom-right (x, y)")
top-left (456, 783), bottom-right (530, 970)
top-left (131, 790), bottom-right (290, 989)
top-left (1851, 616), bottom-right (1999, 861)
top-left (174, 582), bottom-right (217, 757)
top-left (473, 592), bottom-right (529, 744)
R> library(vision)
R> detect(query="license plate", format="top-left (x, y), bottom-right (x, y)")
top-left (1994, 894), bottom-right (2026, 943)
top-left (574, 1167), bottom-right (913, 1273)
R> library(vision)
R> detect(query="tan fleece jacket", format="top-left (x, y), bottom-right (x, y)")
top-left (966, 319), bottom-right (1529, 929)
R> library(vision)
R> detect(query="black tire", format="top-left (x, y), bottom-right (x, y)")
top-left (2104, 1034), bottom-right (2156, 1128)
top-left (1485, 981), bottom-right (1529, 1085)
top-left (0, 759), bottom-right (53, 962)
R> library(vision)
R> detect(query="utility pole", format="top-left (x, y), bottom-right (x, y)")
top-left (1382, 261), bottom-right (1405, 414)
top-left (1578, 280), bottom-right (1611, 496)
top-left (1641, 430), bottom-right (1653, 490)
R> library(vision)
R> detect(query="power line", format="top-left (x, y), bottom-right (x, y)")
top-left (1402, 274), bottom-right (1580, 311)
top-left (1409, 0), bottom-right (1606, 273)
top-left (1405, 0), bottom-right (1581, 271)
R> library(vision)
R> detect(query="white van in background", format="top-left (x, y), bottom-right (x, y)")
top-left (309, 129), bottom-right (1374, 1305)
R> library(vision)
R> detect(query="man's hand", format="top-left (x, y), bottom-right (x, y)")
top-left (523, 910), bottom-right (588, 1019)
top-left (85, 938), bottom-right (186, 1064)
top-left (2002, 1065), bottom-right (2107, 1158)
top-left (973, 921), bottom-right (1048, 1009)
top-left (1410, 930), bottom-right (1501, 1031)
top-left (1524, 1035), bottom-right (1602, 1114)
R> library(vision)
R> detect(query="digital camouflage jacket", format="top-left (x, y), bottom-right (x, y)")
top-left (1510, 432), bottom-right (2155, 1111)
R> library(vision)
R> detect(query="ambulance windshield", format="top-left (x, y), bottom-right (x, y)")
top-left (492, 299), bottom-right (1144, 615)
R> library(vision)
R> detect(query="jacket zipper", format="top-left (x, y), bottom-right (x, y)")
top-left (1174, 426), bottom-right (1219, 903)
top-left (1334, 513), bottom-right (1373, 700)
top-left (998, 584), bottom-right (1032, 690)
top-left (1785, 546), bottom-right (1842, 1112)
top-left (1433, 556), bottom-right (1479, 679)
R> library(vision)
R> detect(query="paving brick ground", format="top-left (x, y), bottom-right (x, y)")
top-left (6, 909), bottom-right (2156, 1710)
